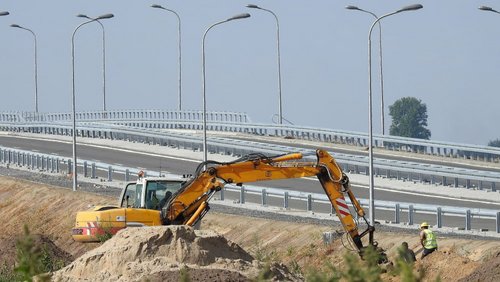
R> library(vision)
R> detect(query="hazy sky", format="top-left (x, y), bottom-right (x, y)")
top-left (0, 1), bottom-right (499, 146)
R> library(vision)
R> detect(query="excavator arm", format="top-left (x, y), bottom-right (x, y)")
top-left (161, 149), bottom-right (378, 255)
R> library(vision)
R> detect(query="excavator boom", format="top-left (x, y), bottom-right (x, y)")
top-left (162, 149), bottom-right (375, 254)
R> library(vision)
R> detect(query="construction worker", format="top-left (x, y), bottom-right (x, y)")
top-left (419, 222), bottom-right (438, 259)
top-left (399, 241), bottom-right (416, 264)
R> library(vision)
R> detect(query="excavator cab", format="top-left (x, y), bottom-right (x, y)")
top-left (72, 176), bottom-right (188, 242)
top-left (119, 178), bottom-right (185, 210)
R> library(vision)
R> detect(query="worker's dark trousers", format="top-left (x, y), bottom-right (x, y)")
top-left (421, 247), bottom-right (437, 259)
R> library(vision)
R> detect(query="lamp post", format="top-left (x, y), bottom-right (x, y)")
top-left (202, 13), bottom-right (251, 164)
top-left (10, 24), bottom-right (38, 113)
top-left (346, 6), bottom-right (386, 135)
top-left (151, 4), bottom-right (182, 111)
top-left (71, 13), bottom-right (114, 191)
top-left (76, 14), bottom-right (114, 112)
top-left (246, 4), bottom-right (283, 125)
top-left (367, 4), bottom-right (422, 228)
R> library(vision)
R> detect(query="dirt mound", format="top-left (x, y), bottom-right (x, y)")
top-left (411, 246), bottom-right (480, 281)
top-left (0, 234), bottom-right (72, 269)
top-left (51, 225), bottom-right (300, 281)
top-left (458, 250), bottom-right (500, 282)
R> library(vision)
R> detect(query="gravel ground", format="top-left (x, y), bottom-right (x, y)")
top-left (0, 165), bottom-right (495, 242)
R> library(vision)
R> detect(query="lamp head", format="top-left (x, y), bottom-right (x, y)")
top-left (151, 4), bottom-right (165, 9)
top-left (479, 6), bottom-right (497, 12)
top-left (246, 4), bottom-right (260, 9)
top-left (227, 13), bottom-right (251, 21)
top-left (10, 23), bottom-right (21, 28)
top-left (398, 4), bottom-right (423, 12)
top-left (96, 13), bottom-right (114, 20)
top-left (0, 11), bottom-right (9, 16)
top-left (345, 5), bottom-right (361, 11)
top-left (77, 14), bottom-right (90, 19)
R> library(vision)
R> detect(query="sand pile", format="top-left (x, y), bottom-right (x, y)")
top-left (50, 225), bottom-right (300, 282)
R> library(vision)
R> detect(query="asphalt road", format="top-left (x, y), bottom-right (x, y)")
top-left (1, 135), bottom-right (499, 231)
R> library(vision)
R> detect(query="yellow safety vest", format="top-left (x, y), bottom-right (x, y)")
top-left (423, 229), bottom-right (437, 249)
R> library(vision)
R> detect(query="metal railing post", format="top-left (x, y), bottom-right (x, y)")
top-left (67, 159), bottom-right (72, 174)
top-left (436, 207), bottom-right (442, 228)
top-left (307, 194), bottom-right (312, 211)
top-left (56, 158), bottom-right (60, 173)
top-left (50, 157), bottom-right (55, 172)
top-left (465, 209), bottom-right (471, 231)
top-left (108, 166), bottom-right (112, 181)
top-left (284, 191), bottom-right (289, 209)
top-left (240, 185), bottom-right (245, 204)
top-left (261, 188), bottom-right (267, 206)
top-left (83, 161), bottom-right (88, 178)
top-left (91, 163), bottom-right (96, 179)
top-left (220, 187), bottom-right (225, 201)
top-left (408, 205), bottom-right (414, 225)
top-left (394, 203), bottom-right (400, 224)
top-left (496, 212), bottom-right (500, 233)
top-left (125, 169), bottom-right (130, 182)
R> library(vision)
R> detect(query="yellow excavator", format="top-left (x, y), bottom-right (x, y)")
top-left (72, 149), bottom-right (384, 259)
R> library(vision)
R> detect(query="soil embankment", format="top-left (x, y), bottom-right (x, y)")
top-left (51, 226), bottom-right (299, 281)
top-left (0, 175), bottom-right (499, 281)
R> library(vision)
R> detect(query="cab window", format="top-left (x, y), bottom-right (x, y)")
top-left (145, 181), bottom-right (183, 210)
top-left (120, 183), bottom-right (142, 208)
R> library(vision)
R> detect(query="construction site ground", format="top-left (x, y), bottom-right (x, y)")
top-left (1, 175), bottom-right (500, 281)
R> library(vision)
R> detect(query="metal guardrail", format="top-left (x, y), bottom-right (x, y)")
top-left (1, 146), bottom-right (498, 233)
top-left (1, 120), bottom-right (500, 191)
top-left (0, 110), bottom-right (251, 124)
top-left (223, 185), bottom-right (500, 233)
top-left (2, 110), bottom-right (499, 163)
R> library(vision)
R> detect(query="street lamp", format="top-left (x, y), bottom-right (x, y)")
top-left (246, 4), bottom-right (283, 125)
top-left (76, 13), bottom-right (114, 112)
top-left (10, 24), bottom-right (38, 113)
top-left (346, 6), bottom-right (386, 135)
top-left (367, 4), bottom-right (422, 229)
top-left (71, 13), bottom-right (114, 191)
top-left (202, 13), bottom-right (251, 164)
top-left (151, 4), bottom-right (182, 111)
